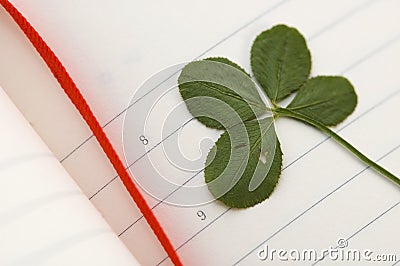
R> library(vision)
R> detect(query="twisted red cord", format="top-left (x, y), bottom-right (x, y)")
top-left (0, 1), bottom-right (182, 265)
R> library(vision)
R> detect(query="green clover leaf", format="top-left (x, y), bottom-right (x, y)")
top-left (178, 57), bottom-right (266, 129)
top-left (287, 76), bottom-right (357, 126)
top-left (251, 24), bottom-right (311, 102)
top-left (205, 118), bottom-right (282, 208)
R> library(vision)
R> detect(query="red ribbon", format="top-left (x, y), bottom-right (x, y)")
top-left (0, 1), bottom-right (182, 265)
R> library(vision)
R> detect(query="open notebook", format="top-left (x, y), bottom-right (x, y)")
top-left (1, 0), bottom-right (399, 265)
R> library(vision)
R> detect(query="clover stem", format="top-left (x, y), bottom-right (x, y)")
top-left (274, 107), bottom-right (400, 187)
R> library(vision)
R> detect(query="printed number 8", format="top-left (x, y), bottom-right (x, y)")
top-left (139, 135), bottom-right (148, 145)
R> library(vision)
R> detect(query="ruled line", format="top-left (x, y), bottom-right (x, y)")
top-left (340, 33), bottom-right (400, 75)
top-left (308, 0), bottom-right (377, 41)
top-left (393, 259), bottom-right (400, 266)
top-left (118, 169), bottom-right (203, 237)
top-left (311, 201), bottom-right (400, 265)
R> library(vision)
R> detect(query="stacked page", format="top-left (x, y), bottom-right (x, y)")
top-left (0, 86), bottom-right (139, 265)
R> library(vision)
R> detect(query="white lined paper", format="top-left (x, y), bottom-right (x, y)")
top-left (1, 0), bottom-right (399, 265)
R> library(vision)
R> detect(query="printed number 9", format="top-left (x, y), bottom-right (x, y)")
top-left (139, 135), bottom-right (148, 145)
top-left (197, 210), bottom-right (206, 220)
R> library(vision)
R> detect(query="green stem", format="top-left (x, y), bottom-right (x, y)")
top-left (274, 107), bottom-right (400, 187)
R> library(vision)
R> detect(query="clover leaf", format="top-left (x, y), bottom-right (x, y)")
top-left (251, 24), bottom-right (311, 102)
top-left (205, 118), bottom-right (282, 208)
top-left (286, 76), bottom-right (357, 126)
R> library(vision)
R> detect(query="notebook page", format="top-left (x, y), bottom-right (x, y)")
top-left (0, 86), bottom-right (140, 265)
top-left (1, 0), bottom-right (400, 265)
